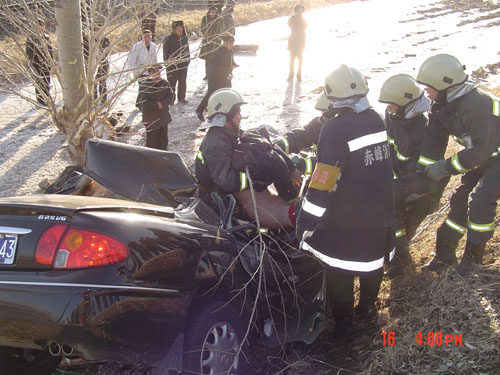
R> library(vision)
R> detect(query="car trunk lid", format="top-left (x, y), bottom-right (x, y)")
top-left (0, 195), bottom-right (173, 270)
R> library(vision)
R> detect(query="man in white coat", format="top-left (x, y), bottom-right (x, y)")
top-left (128, 30), bottom-right (158, 109)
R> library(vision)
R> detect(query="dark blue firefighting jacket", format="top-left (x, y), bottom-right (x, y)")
top-left (297, 107), bottom-right (395, 275)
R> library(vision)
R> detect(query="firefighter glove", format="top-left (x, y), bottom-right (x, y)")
top-left (291, 154), bottom-right (306, 175)
top-left (424, 159), bottom-right (450, 181)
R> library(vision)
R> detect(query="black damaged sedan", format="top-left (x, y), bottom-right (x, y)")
top-left (0, 139), bottom-right (326, 375)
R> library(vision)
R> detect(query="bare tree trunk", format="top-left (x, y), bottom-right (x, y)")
top-left (54, 0), bottom-right (90, 165)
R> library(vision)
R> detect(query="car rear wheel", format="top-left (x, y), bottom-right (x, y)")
top-left (0, 346), bottom-right (62, 375)
top-left (182, 299), bottom-right (248, 375)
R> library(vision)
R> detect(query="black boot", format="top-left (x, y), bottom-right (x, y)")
top-left (385, 240), bottom-right (412, 279)
top-left (354, 301), bottom-right (377, 319)
top-left (423, 235), bottom-right (458, 272)
top-left (455, 241), bottom-right (486, 276)
top-left (331, 316), bottom-right (355, 340)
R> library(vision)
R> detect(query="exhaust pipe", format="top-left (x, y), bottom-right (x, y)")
top-left (48, 341), bottom-right (61, 356)
top-left (61, 344), bottom-right (74, 356)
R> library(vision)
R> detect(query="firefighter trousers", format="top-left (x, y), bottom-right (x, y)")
top-left (437, 157), bottom-right (500, 250)
top-left (326, 268), bottom-right (383, 322)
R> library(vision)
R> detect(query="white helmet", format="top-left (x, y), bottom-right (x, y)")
top-left (416, 54), bottom-right (467, 91)
top-left (379, 74), bottom-right (424, 107)
top-left (324, 64), bottom-right (368, 100)
top-left (315, 92), bottom-right (330, 111)
top-left (207, 88), bottom-right (246, 119)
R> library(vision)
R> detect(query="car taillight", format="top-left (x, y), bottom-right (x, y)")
top-left (35, 225), bottom-right (128, 269)
top-left (54, 228), bottom-right (129, 269)
top-left (35, 225), bottom-right (69, 265)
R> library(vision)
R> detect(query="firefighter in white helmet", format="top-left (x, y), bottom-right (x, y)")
top-left (296, 65), bottom-right (395, 338)
top-left (195, 88), bottom-right (301, 229)
top-left (415, 54), bottom-right (500, 276)
top-left (378, 74), bottom-right (447, 278)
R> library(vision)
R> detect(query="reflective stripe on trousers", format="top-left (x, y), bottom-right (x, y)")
top-left (301, 241), bottom-right (385, 273)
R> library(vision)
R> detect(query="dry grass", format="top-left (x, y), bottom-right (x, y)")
top-left (264, 87), bottom-right (500, 375)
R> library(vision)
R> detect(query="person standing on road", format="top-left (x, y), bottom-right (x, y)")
top-left (163, 20), bottom-right (190, 104)
top-left (199, 6), bottom-right (222, 80)
top-left (378, 74), bottom-right (448, 278)
top-left (128, 30), bottom-right (158, 109)
top-left (287, 4), bottom-right (307, 81)
top-left (196, 35), bottom-right (235, 121)
top-left (296, 65), bottom-right (395, 339)
top-left (26, 19), bottom-right (53, 107)
top-left (415, 54), bottom-right (500, 276)
top-left (140, 64), bottom-right (174, 150)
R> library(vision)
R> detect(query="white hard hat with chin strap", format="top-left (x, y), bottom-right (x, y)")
top-left (201, 88), bottom-right (247, 129)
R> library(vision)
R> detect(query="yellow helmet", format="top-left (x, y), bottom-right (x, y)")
top-left (207, 88), bottom-right (246, 119)
top-left (416, 54), bottom-right (467, 91)
top-left (324, 64), bottom-right (368, 100)
top-left (379, 74), bottom-right (423, 107)
top-left (315, 92), bottom-right (330, 111)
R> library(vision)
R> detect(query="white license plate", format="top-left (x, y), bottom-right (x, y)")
top-left (0, 234), bottom-right (18, 265)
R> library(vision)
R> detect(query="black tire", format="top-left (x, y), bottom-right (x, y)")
top-left (182, 299), bottom-right (249, 375)
top-left (0, 346), bottom-right (62, 375)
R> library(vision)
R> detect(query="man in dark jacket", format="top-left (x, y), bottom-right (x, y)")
top-left (296, 65), bottom-right (395, 338)
top-left (196, 35), bottom-right (235, 121)
top-left (26, 19), bottom-right (53, 107)
top-left (195, 88), bottom-right (300, 229)
top-left (378, 74), bottom-right (448, 278)
top-left (415, 54), bottom-right (500, 276)
top-left (199, 6), bottom-right (222, 79)
top-left (140, 64), bottom-right (174, 150)
top-left (163, 20), bottom-right (190, 104)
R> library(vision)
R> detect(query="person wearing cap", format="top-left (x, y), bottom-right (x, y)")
top-left (415, 54), bottom-right (500, 276)
top-left (163, 20), bottom-right (190, 104)
top-left (209, 0), bottom-right (225, 14)
top-left (128, 29), bottom-right (159, 109)
top-left (195, 88), bottom-right (300, 229)
top-left (296, 65), bottom-right (395, 339)
top-left (199, 6), bottom-right (223, 80)
top-left (196, 35), bottom-right (235, 121)
top-left (378, 74), bottom-right (449, 278)
top-left (140, 64), bottom-right (173, 150)
top-left (287, 4), bottom-right (307, 81)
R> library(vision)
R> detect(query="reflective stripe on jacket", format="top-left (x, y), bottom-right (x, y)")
top-left (418, 89), bottom-right (500, 173)
top-left (297, 108), bottom-right (395, 275)
top-left (195, 126), bottom-right (247, 193)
